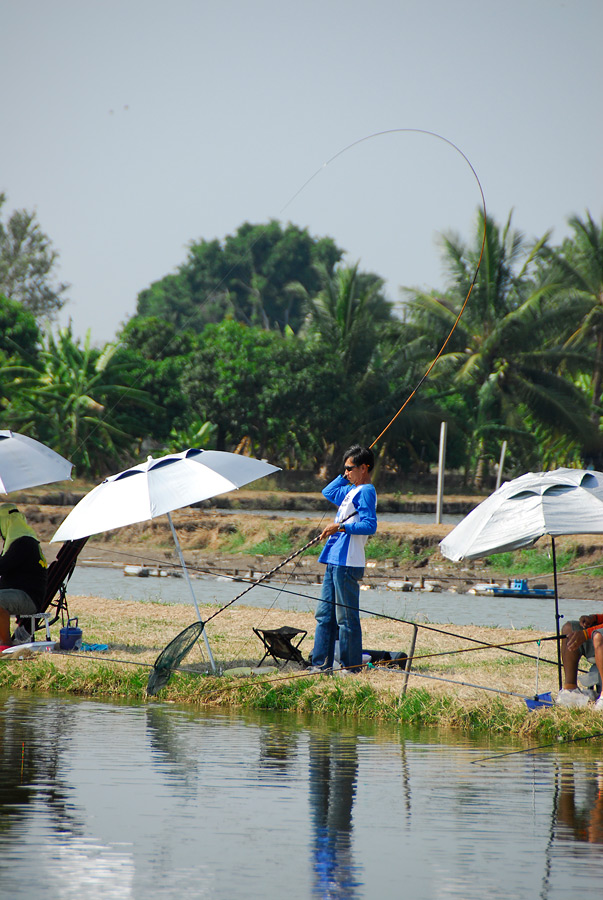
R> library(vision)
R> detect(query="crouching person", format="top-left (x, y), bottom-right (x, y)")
top-left (556, 614), bottom-right (603, 708)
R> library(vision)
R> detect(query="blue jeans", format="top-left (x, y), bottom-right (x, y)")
top-left (312, 564), bottom-right (364, 670)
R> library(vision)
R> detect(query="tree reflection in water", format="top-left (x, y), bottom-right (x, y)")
top-left (0, 696), bottom-right (83, 838)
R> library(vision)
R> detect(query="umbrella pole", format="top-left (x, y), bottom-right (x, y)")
top-left (167, 512), bottom-right (217, 672)
top-left (551, 536), bottom-right (562, 690)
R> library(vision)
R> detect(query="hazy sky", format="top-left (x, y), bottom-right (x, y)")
top-left (2, 0), bottom-right (601, 343)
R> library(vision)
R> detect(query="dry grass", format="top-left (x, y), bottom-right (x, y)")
top-left (3, 487), bottom-right (602, 734)
top-left (18, 593), bottom-right (561, 710)
top-left (4, 592), bottom-right (603, 739)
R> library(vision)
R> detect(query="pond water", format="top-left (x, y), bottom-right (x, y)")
top-left (68, 565), bottom-right (603, 632)
top-left (1, 694), bottom-right (602, 899)
top-left (210, 507), bottom-right (465, 525)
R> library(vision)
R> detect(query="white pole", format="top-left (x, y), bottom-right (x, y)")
top-left (167, 512), bottom-right (217, 672)
top-left (496, 440), bottom-right (508, 490)
top-left (435, 421), bottom-right (447, 524)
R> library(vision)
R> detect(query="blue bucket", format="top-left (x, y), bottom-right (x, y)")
top-left (60, 618), bottom-right (82, 651)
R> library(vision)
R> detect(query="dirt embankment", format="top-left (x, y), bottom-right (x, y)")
top-left (9, 487), bottom-right (603, 602)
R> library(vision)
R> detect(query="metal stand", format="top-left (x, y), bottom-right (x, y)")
top-left (435, 422), bottom-right (447, 524)
top-left (551, 536), bottom-right (562, 690)
top-left (401, 624), bottom-right (419, 696)
top-left (167, 512), bottom-right (217, 672)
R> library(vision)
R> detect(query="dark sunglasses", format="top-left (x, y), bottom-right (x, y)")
top-left (344, 464), bottom-right (358, 472)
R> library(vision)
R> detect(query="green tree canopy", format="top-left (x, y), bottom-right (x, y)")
top-left (181, 319), bottom-right (346, 465)
top-left (0, 294), bottom-right (43, 427)
top-left (0, 293), bottom-right (42, 365)
top-left (136, 221), bottom-right (343, 334)
top-left (0, 193), bottom-right (68, 319)
top-left (115, 316), bottom-right (199, 445)
top-left (15, 327), bottom-right (154, 475)
top-left (298, 262), bottom-right (397, 469)
top-left (300, 263), bottom-right (392, 377)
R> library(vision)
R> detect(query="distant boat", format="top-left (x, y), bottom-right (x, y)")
top-left (124, 565), bottom-right (149, 577)
top-left (469, 578), bottom-right (554, 598)
top-left (490, 578), bottom-right (554, 598)
top-left (467, 582), bottom-right (498, 595)
top-left (124, 565), bottom-right (169, 578)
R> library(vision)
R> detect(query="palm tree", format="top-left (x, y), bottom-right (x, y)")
top-left (539, 212), bottom-right (603, 422)
top-left (300, 263), bottom-right (392, 377)
top-left (298, 263), bottom-right (394, 471)
top-left (404, 210), bottom-right (596, 484)
top-left (20, 327), bottom-right (154, 475)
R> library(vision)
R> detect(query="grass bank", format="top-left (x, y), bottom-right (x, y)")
top-left (2, 595), bottom-right (603, 744)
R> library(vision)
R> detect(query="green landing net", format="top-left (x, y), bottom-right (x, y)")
top-left (147, 621), bottom-right (206, 696)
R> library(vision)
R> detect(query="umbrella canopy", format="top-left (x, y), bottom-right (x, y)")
top-left (51, 448), bottom-right (280, 675)
top-left (439, 467), bottom-right (603, 690)
top-left (51, 448), bottom-right (280, 542)
top-left (0, 430), bottom-right (73, 494)
top-left (439, 468), bottom-right (603, 562)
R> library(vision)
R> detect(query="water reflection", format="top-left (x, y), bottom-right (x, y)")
top-left (145, 704), bottom-right (201, 790)
top-left (0, 696), bottom-right (83, 840)
top-left (308, 732), bottom-right (360, 899)
top-left (556, 761), bottom-right (603, 845)
top-left (259, 721), bottom-right (300, 774)
top-left (0, 696), bottom-right (602, 898)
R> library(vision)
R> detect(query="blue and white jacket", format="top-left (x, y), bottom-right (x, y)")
top-left (318, 475), bottom-right (377, 568)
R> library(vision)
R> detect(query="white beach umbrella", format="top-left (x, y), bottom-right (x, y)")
top-left (0, 430), bottom-right (73, 494)
top-left (51, 448), bottom-right (279, 541)
top-left (51, 448), bottom-right (281, 671)
top-left (440, 468), bottom-right (603, 562)
top-left (440, 467), bottom-right (603, 687)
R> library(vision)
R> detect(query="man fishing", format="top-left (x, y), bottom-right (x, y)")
top-left (556, 614), bottom-right (603, 709)
top-left (0, 503), bottom-right (48, 646)
top-left (310, 445), bottom-right (377, 675)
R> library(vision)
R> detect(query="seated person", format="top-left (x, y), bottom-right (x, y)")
top-left (0, 503), bottom-right (48, 646)
top-left (556, 614), bottom-right (603, 708)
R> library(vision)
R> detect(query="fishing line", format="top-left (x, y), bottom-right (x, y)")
top-left (336, 131), bottom-right (488, 448)
top-left (472, 730), bottom-right (603, 766)
top-left (0, 641), bottom-right (559, 722)
top-left (187, 129), bottom-right (487, 620)
top-left (203, 516), bottom-right (353, 625)
top-left (183, 646), bottom-right (552, 706)
top-left (32, 129), bottom-right (488, 647)
top-left (53, 650), bottom-right (153, 668)
top-left (277, 128), bottom-right (487, 450)
top-left (200, 562), bottom-right (561, 668)
top-left (388, 666), bottom-right (542, 701)
top-left (69, 536), bottom-right (565, 668)
top-left (557, 562), bottom-right (603, 577)
top-left (399, 633), bottom-right (561, 664)
top-left (20, 127), bottom-right (484, 474)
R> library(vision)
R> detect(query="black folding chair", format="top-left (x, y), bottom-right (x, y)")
top-left (16, 537), bottom-right (89, 641)
top-left (253, 625), bottom-right (309, 668)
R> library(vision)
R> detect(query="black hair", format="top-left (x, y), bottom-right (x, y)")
top-left (342, 444), bottom-right (374, 471)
